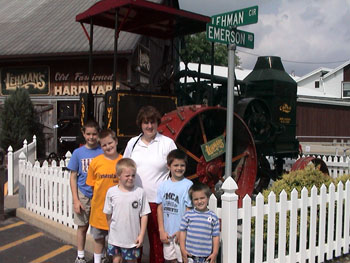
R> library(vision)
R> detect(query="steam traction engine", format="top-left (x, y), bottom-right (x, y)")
top-left (157, 56), bottom-right (302, 202)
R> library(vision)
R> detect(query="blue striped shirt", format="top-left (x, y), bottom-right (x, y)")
top-left (180, 209), bottom-right (220, 257)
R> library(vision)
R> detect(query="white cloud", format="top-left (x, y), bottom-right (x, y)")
top-left (179, 0), bottom-right (350, 76)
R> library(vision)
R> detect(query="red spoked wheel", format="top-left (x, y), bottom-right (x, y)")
top-left (158, 105), bottom-right (258, 204)
top-left (291, 156), bottom-right (329, 175)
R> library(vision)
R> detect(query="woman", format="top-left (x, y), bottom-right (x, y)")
top-left (124, 105), bottom-right (177, 263)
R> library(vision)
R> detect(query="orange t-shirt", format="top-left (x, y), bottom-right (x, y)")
top-left (86, 153), bottom-right (122, 230)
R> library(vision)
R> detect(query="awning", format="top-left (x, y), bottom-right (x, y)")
top-left (76, 0), bottom-right (210, 39)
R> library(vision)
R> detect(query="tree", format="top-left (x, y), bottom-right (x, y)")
top-left (180, 32), bottom-right (241, 66)
top-left (0, 88), bottom-right (45, 157)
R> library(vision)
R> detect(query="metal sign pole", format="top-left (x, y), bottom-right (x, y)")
top-left (224, 43), bottom-right (236, 179)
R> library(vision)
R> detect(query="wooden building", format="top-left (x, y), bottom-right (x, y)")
top-left (0, 0), bottom-right (205, 157)
top-left (296, 61), bottom-right (350, 144)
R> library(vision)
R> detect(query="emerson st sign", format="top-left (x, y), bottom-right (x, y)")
top-left (206, 24), bottom-right (254, 49)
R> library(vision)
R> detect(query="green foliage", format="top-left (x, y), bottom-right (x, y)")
top-left (0, 88), bottom-right (45, 156)
top-left (335, 173), bottom-right (350, 186)
top-left (262, 165), bottom-right (334, 202)
top-left (180, 32), bottom-right (241, 66)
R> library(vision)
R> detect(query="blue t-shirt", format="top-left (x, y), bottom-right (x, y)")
top-left (67, 145), bottom-right (103, 198)
top-left (180, 209), bottom-right (220, 257)
top-left (156, 178), bottom-right (193, 236)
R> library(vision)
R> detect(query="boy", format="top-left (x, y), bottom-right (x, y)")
top-left (156, 149), bottom-right (193, 263)
top-left (86, 129), bottom-right (122, 263)
top-left (103, 158), bottom-right (150, 263)
top-left (179, 183), bottom-right (220, 263)
top-left (68, 120), bottom-right (103, 263)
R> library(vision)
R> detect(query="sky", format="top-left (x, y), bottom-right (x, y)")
top-left (178, 0), bottom-right (350, 77)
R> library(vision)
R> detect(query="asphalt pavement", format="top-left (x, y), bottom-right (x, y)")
top-left (1, 194), bottom-right (149, 263)
top-left (0, 215), bottom-right (92, 263)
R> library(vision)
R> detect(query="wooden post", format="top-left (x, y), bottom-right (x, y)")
top-left (18, 152), bottom-right (26, 208)
top-left (23, 139), bottom-right (28, 162)
top-left (7, 146), bottom-right (13, 196)
top-left (221, 176), bottom-right (238, 263)
top-left (65, 151), bottom-right (72, 167)
top-left (33, 135), bottom-right (37, 161)
top-left (0, 165), bottom-right (5, 220)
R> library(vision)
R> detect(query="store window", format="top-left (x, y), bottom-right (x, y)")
top-left (343, 82), bottom-right (350, 98)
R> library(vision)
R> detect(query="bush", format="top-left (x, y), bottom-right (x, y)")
top-left (335, 173), bottom-right (350, 186)
top-left (0, 88), bottom-right (45, 156)
top-left (262, 165), bottom-right (334, 201)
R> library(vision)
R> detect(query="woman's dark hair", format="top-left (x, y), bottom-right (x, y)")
top-left (136, 105), bottom-right (161, 128)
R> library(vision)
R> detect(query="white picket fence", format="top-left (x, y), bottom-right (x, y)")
top-left (7, 135), bottom-right (37, 195)
top-left (209, 178), bottom-right (350, 263)
top-left (18, 151), bottom-right (75, 228)
top-left (18, 152), bottom-right (350, 263)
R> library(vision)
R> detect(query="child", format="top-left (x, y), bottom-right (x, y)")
top-left (179, 183), bottom-right (220, 263)
top-left (68, 120), bottom-right (103, 263)
top-left (156, 149), bottom-right (193, 263)
top-left (103, 158), bottom-right (150, 263)
top-left (86, 129), bottom-right (122, 263)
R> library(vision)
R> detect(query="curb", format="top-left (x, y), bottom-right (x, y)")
top-left (15, 207), bottom-right (95, 254)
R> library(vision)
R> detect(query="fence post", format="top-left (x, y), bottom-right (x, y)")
top-left (0, 149), bottom-right (6, 220)
top-left (65, 151), bottom-right (72, 167)
top-left (221, 176), bottom-right (238, 263)
top-left (33, 135), bottom-right (37, 161)
top-left (23, 139), bottom-right (28, 162)
top-left (18, 152), bottom-right (27, 207)
top-left (7, 146), bottom-right (13, 196)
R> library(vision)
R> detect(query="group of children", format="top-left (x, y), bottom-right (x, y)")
top-left (68, 120), bottom-right (220, 263)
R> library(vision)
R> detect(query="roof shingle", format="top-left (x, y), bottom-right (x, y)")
top-left (0, 0), bottom-right (140, 57)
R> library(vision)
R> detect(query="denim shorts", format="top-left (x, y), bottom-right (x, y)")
top-left (187, 256), bottom-right (209, 263)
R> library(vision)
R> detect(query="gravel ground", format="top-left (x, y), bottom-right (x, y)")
top-left (327, 254), bottom-right (350, 262)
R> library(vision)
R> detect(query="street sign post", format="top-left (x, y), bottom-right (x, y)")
top-left (207, 5), bottom-right (258, 180)
top-left (206, 24), bottom-right (254, 49)
top-left (211, 5), bottom-right (258, 27)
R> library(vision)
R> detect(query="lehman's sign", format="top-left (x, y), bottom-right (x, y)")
top-left (1, 67), bottom-right (49, 95)
top-left (0, 67), bottom-right (117, 96)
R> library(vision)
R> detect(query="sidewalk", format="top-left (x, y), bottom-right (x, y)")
top-left (2, 194), bottom-right (149, 262)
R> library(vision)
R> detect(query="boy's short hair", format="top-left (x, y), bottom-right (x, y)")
top-left (82, 119), bottom-right (100, 132)
top-left (189, 182), bottom-right (211, 200)
top-left (136, 105), bottom-right (161, 128)
top-left (116, 158), bottom-right (137, 176)
top-left (167, 149), bottom-right (187, 166)
top-left (99, 129), bottom-right (117, 141)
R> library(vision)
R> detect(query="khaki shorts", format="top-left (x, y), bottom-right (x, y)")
top-left (90, 226), bottom-right (109, 240)
top-left (73, 190), bottom-right (91, 226)
top-left (163, 236), bottom-right (182, 262)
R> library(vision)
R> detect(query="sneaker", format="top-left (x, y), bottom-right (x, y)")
top-left (74, 257), bottom-right (87, 263)
top-left (101, 256), bottom-right (110, 263)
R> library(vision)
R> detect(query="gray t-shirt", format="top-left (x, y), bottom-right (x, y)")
top-left (103, 185), bottom-right (151, 248)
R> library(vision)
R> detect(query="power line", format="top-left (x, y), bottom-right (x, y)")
top-left (237, 49), bottom-right (350, 65)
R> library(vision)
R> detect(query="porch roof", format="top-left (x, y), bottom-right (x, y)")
top-left (76, 0), bottom-right (210, 39)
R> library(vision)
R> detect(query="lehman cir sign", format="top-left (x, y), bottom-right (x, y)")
top-left (210, 6), bottom-right (258, 27)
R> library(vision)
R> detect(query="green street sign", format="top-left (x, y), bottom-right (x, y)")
top-left (206, 24), bottom-right (254, 49)
top-left (211, 6), bottom-right (258, 27)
